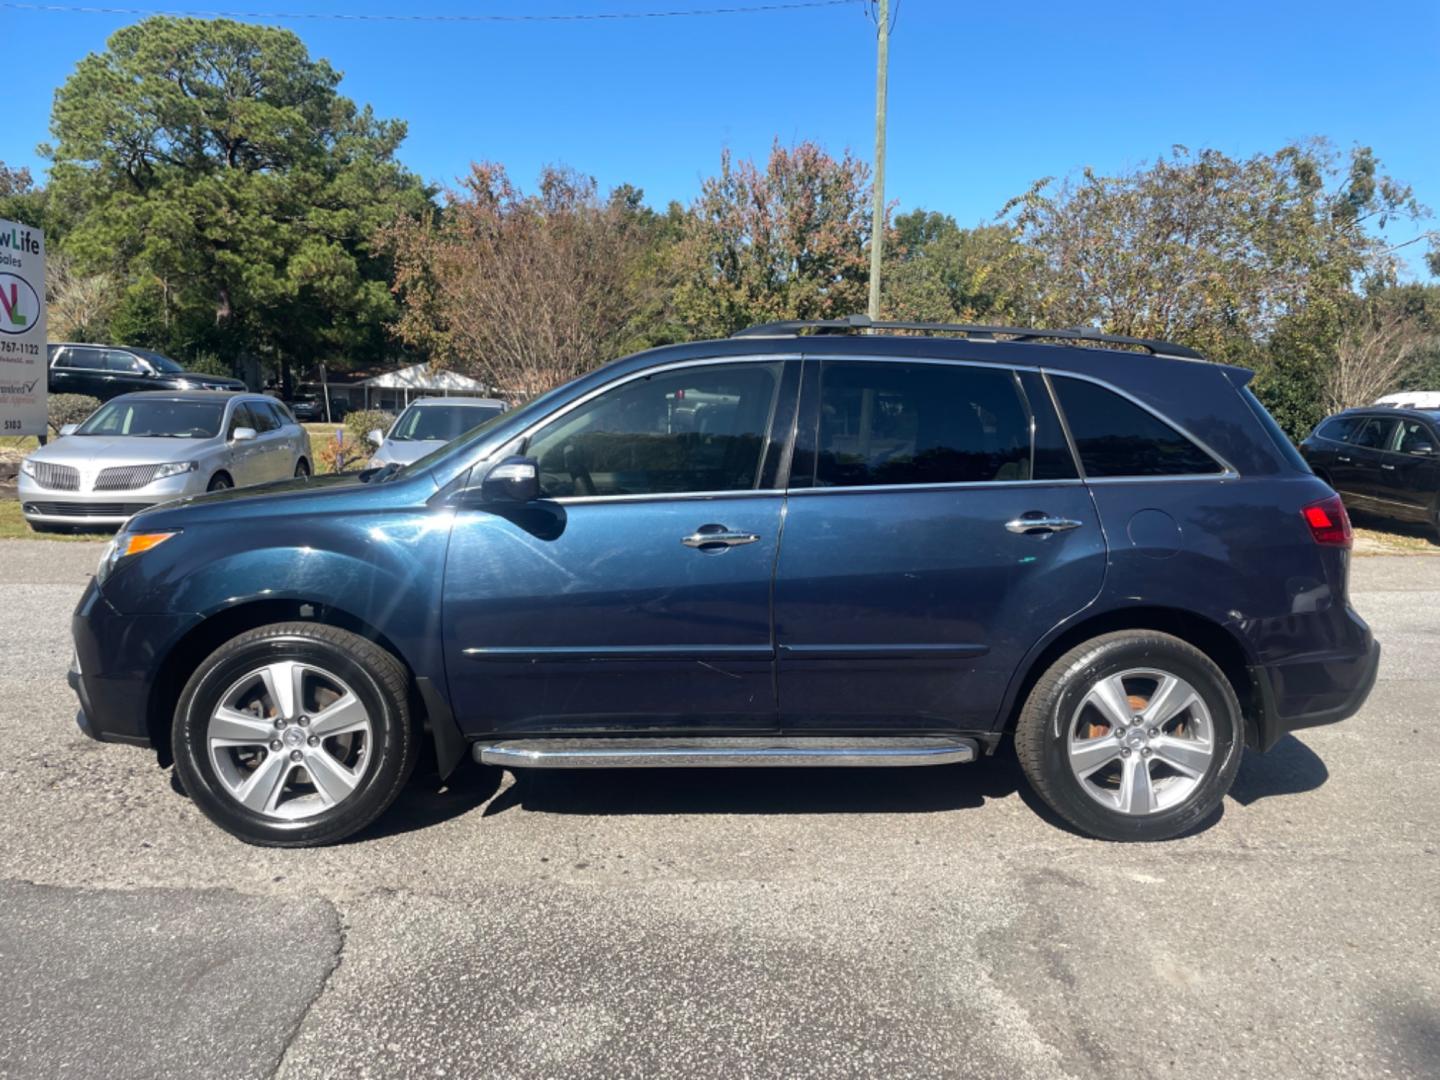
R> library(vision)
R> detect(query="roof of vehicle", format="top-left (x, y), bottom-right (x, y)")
top-left (103, 390), bottom-right (253, 403)
top-left (403, 396), bottom-right (506, 408)
top-left (1333, 406), bottom-right (1440, 422)
top-left (731, 314), bottom-right (1207, 362)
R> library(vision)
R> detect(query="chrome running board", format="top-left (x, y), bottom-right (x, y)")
top-left (476, 736), bottom-right (978, 769)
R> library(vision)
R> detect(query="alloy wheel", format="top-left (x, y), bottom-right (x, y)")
top-left (1065, 668), bottom-right (1215, 816)
top-left (206, 660), bottom-right (373, 820)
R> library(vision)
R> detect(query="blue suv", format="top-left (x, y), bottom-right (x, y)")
top-left (68, 317), bottom-right (1380, 845)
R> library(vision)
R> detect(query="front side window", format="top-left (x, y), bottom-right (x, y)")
top-left (1394, 420), bottom-right (1437, 455)
top-left (105, 350), bottom-right (147, 374)
top-left (247, 402), bottom-right (281, 434)
top-left (76, 399), bottom-right (225, 439)
top-left (525, 362), bottom-right (781, 498)
top-left (805, 361), bottom-right (1033, 488)
top-left (1051, 376), bottom-right (1222, 477)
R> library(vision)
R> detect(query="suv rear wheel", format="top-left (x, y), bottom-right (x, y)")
top-left (1015, 631), bottom-right (1242, 841)
top-left (172, 622), bottom-right (417, 846)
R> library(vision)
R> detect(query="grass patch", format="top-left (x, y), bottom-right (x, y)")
top-left (0, 499), bottom-right (113, 541)
top-left (1350, 511), bottom-right (1438, 555)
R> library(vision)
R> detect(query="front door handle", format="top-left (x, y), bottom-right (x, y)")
top-left (682, 524), bottom-right (760, 549)
top-left (1005, 513), bottom-right (1083, 535)
top-left (1337, 455), bottom-right (1353, 463)
top-left (1380, 463), bottom-right (1396, 471)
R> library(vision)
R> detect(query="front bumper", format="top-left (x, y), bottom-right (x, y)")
top-left (69, 579), bottom-right (201, 748)
top-left (19, 472), bottom-right (201, 527)
top-left (1249, 636), bottom-right (1381, 751)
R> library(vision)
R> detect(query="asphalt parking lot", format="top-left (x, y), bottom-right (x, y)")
top-left (0, 540), bottom-right (1437, 1079)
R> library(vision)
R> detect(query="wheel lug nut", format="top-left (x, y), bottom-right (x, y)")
top-left (307, 736), bottom-right (319, 748)
top-left (1114, 728), bottom-right (1125, 739)
top-left (1147, 728), bottom-right (1157, 738)
top-left (1121, 748), bottom-right (1131, 757)
top-left (269, 740), bottom-right (282, 752)
top-left (298, 716), bottom-right (310, 728)
top-left (1142, 748), bottom-right (1152, 757)
top-left (274, 718), bottom-right (285, 729)
top-left (289, 749), bottom-right (303, 763)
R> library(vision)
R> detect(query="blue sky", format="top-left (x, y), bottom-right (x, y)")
top-left (5, 0), bottom-right (1438, 276)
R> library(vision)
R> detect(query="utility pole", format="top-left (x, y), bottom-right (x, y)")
top-left (867, 0), bottom-right (890, 321)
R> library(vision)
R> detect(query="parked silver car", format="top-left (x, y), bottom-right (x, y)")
top-left (19, 391), bottom-right (312, 530)
top-left (367, 396), bottom-right (507, 468)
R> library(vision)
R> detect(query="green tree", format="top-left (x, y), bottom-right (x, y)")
top-left (671, 141), bottom-right (882, 338)
top-left (883, 210), bottom-right (1038, 324)
top-left (0, 162), bottom-right (47, 230)
top-left (46, 17), bottom-right (432, 387)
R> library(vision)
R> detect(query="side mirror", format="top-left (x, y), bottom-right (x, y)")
top-left (368, 429), bottom-right (384, 447)
top-left (477, 455), bottom-right (540, 503)
top-left (58, 424), bottom-right (78, 437)
top-left (231, 426), bottom-right (257, 442)
top-left (1412, 442), bottom-right (1436, 456)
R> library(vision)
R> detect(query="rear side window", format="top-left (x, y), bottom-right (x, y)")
top-left (66, 347), bottom-right (105, 370)
top-left (807, 361), bottom-right (1032, 487)
top-left (1316, 416), bottom-right (1360, 443)
top-left (1351, 418), bottom-right (1397, 450)
top-left (1052, 376), bottom-right (1222, 477)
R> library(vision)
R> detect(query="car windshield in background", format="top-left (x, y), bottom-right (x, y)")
top-left (125, 348), bottom-right (186, 374)
top-left (390, 404), bottom-right (503, 442)
top-left (76, 399), bottom-right (225, 438)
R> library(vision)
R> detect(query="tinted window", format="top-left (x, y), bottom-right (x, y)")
top-left (76, 399), bottom-right (224, 438)
top-left (247, 401), bottom-right (281, 433)
top-left (128, 347), bottom-right (184, 373)
top-left (1018, 371), bottom-right (1080, 481)
top-left (1316, 416), bottom-right (1360, 443)
top-left (526, 362), bottom-right (781, 498)
top-left (104, 350), bottom-right (146, 374)
top-left (228, 404), bottom-right (258, 437)
top-left (66, 347), bottom-right (105, 370)
top-left (266, 401), bottom-right (295, 426)
top-left (1395, 420), bottom-right (1437, 455)
top-left (1052, 377), bottom-right (1221, 477)
top-left (391, 403), bottom-right (504, 443)
top-left (804, 361), bottom-right (1031, 488)
top-left (1351, 418), bottom-right (1396, 450)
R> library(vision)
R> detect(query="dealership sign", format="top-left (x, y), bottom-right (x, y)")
top-left (0, 219), bottom-right (47, 437)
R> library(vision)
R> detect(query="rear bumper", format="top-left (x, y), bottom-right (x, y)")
top-left (1249, 635), bottom-right (1381, 751)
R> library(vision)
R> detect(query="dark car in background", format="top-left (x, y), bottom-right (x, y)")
top-left (1301, 407), bottom-right (1440, 538)
top-left (47, 343), bottom-right (246, 402)
top-left (68, 316), bottom-right (1379, 848)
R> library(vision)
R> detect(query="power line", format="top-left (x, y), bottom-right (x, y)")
top-left (1, 0), bottom-right (857, 22)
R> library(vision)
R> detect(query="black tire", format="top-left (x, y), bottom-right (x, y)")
top-left (172, 622), bottom-right (418, 846)
top-left (207, 473), bottom-right (233, 492)
top-left (295, 458), bottom-right (311, 478)
top-left (1015, 631), bottom-right (1242, 842)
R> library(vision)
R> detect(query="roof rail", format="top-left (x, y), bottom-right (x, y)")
top-left (730, 314), bottom-right (1206, 361)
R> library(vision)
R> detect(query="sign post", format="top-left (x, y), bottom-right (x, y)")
top-left (0, 218), bottom-right (47, 438)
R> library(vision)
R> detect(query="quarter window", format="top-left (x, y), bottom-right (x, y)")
top-left (804, 361), bottom-right (1034, 488)
top-left (525, 362), bottom-right (782, 498)
top-left (1051, 376), bottom-right (1221, 477)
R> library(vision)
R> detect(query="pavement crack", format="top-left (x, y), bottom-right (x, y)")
top-left (269, 896), bottom-right (346, 1080)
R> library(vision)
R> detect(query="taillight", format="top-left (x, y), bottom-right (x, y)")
top-left (1302, 494), bottom-right (1352, 548)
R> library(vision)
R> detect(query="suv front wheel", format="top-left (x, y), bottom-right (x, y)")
top-left (1015, 631), bottom-right (1242, 841)
top-left (172, 622), bottom-right (417, 846)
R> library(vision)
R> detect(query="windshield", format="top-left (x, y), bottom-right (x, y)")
top-left (389, 402), bottom-right (503, 442)
top-left (76, 398), bottom-right (224, 438)
top-left (126, 348), bottom-right (185, 374)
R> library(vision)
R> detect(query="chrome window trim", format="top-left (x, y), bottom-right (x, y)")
top-left (552, 488), bottom-right (784, 506)
top-left (785, 478), bottom-right (1087, 496)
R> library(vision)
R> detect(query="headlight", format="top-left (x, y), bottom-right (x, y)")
top-left (153, 460), bottom-right (199, 480)
top-left (20, 458), bottom-right (37, 478)
top-left (96, 530), bottom-right (180, 584)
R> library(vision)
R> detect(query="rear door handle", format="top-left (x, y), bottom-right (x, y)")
top-left (1006, 514), bottom-right (1083, 535)
top-left (682, 524), bottom-right (760, 549)
top-left (1380, 463), bottom-right (1396, 471)
top-left (1337, 455), bottom-right (1353, 462)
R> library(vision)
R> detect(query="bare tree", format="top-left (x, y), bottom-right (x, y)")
top-left (1324, 306), bottom-right (1428, 413)
top-left (45, 251), bottom-right (117, 343)
top-left (381, 165), bottom-right (651, 402)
